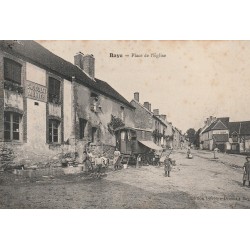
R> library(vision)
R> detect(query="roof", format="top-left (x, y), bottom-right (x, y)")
top-left (240, 121), bottom-right (250, 135)
top-left (229, 121), bottom-right (250, 136)
top-left (212, 120), bottom-right (228, 130)
top-left (130, 99), bottom-right (170, 128)
top-left (228, 122), bottom-right (241, 135)
top-left (202, 117), bottom-right (229, 134)
top-left (213, 134), bottom-right (229, 143)
top-left (0, 40), bottom-right (134, 109)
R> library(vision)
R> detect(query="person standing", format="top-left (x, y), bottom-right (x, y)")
top-left (113, 148), bottom-right (121, 170)
top-left (86, 149), bottom-right (94, 171)
top-left (164, 156), bottom-right (172, 177)
top-left (214, 147), bottom-right (219, 159)
top-left (136, 154), bottom-right (142, 168)
top-left (94, 153), bottom-right (103, 178)
top-left (243, 156), bottom-right (250, 186)
top-left (187, 146), bottom-right (191, 158)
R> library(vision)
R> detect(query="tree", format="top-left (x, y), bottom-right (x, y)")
top-left (107, 115), bottom-right (125, 135)
top-left (186, 128), bottom-right (196, 144)
top-left (193, 128), bottom-right (201, 148)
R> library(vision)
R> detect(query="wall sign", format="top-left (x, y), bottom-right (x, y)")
top-left (213, 130), bottom-right (228, 135)
top-left (26, 81), bottom-right (47, 102)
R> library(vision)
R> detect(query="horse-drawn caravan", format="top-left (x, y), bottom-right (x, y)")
top-left (114, 126), bottom-right (163, 166)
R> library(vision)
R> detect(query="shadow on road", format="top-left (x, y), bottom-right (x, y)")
top-left (0, 177), bottom-right (199, 209)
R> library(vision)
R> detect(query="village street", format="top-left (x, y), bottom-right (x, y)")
top-left (0, 149), bottom-right (250, 209)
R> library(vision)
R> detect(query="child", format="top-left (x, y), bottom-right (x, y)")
top-left (94, 153), bottom-right (103, 178)
top-left (113, 148), bottom-right (121, 170)
top-left (164, 156), bottom-right (172, 177)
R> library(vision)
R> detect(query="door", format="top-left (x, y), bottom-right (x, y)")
top-left (120, 131), bottom-right (126, 153)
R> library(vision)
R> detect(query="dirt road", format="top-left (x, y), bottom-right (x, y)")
top-left (0, 150), bottom-right (249, 208)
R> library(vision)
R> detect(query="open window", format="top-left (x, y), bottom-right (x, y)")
top-left (48, 77), bottom-right (61, 104)
top-left (91, 127), bottom-right (97, 143)
top-left (79, 118), bottom-right (87, 139)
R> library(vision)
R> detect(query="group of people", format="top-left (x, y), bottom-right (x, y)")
top-left (81, 144), bottom-right (250, 184)
top-left (81, 147), bottom-right (123, 178)
top-left (82, 149), bottom-right (109, 178)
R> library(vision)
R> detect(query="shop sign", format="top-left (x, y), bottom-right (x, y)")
top-left (26, 81), bottom-right (47, 102)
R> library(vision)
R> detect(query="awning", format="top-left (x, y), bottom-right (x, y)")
top-left (114, 126), bottom-right (136, 132)
top-left (138, 140), bottom-right (163, 151)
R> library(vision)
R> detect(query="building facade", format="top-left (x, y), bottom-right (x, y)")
top-left (0, 41), bottom-right (135, 167)
top-left (130, 92), bottom-right (174, 148)
top-left (228, 121), bottom-right (250, 153)
top-left (200, 117), bottom-right (229, 152)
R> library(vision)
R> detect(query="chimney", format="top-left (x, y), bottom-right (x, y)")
top-left (148, 103), bottom-right (151, 112)
top-left (74, 52), bottom-right (95, 78)
top-left (153, 109), bottom-right (159, 116)
top-left (160, 114), bottom-right (166, 121)
top-left (143, 102), bottom-right (150, 110)
top-left (134, 92), bottom-right (139, 102)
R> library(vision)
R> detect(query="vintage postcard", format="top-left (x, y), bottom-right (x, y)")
top-left (0, 40), bottom-right (250, 209)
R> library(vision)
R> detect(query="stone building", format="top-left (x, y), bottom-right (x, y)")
top-left (0, 40), bottom-right (135, 167)
top-left (130, 92), bottom-right (173, 149)
top-left (172, 127), bottom-right (183, 149)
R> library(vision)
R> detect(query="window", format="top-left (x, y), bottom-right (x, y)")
top-left (4, 58), bottom-right (22, 84)
top-left (79, 118), bottom-right (87, 139)
top-left (91, 127), bottom-right (97, 142)
top-left (120, 106), bottom-right (125, 121)
top-left (4, 112), bottom-right (22, 141)
top-left (121, 131), bottom-right (126, 141)
top-left (49, 120), bottom-right (60, 143)
top-left (48, 77), bottom-right (61, 104)
top-left (90, 93), bottom-right (99, 112)
top-left (232, 135), bottom-right (238, 142)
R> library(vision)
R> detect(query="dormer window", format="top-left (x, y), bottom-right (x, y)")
top-left (232, 132), bottom-right (238, 142)
top-left (90, 92), bottom-right (99, 112)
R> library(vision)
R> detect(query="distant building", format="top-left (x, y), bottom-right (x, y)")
top-left (130, 92), bottom-right (174, 149)
top-left (173, 127), bottom-right (183, 149)
top-left (228, 121), bottom-right (250, 153)
top-left (199, 116), bottom-right (217, 149)
top-left (200, 117), bottom-right (230, 152)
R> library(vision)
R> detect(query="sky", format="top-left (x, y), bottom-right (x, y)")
top-left (37, 40), bottom-right (250, 133)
